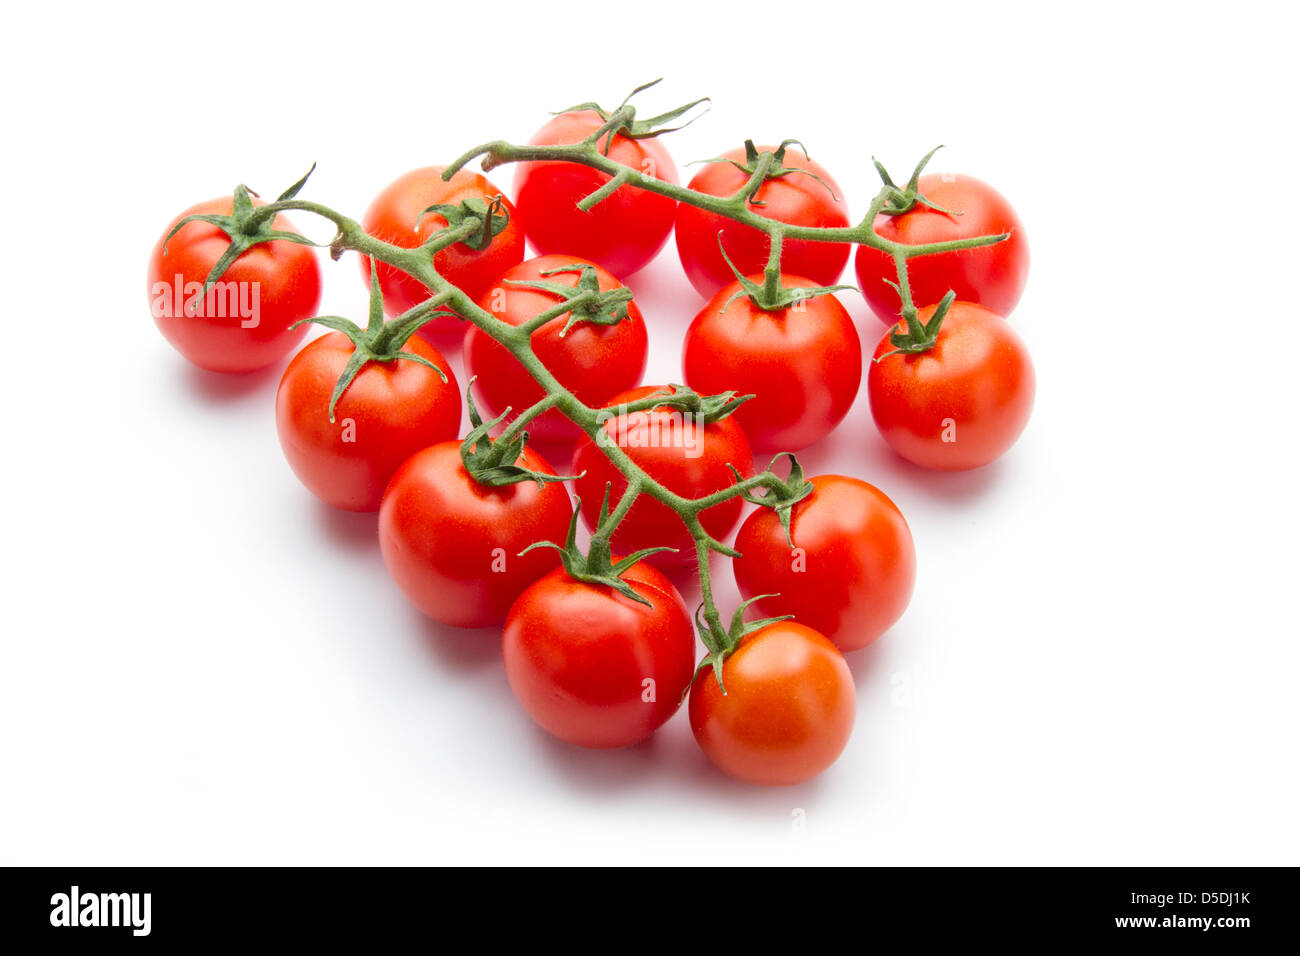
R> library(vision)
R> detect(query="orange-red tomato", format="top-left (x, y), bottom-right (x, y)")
top-left (464, 255), bottom-right (648, 443)
top-left (855, 173), bottom-right (1028, 323)
top-left (689, 622), bottom-right (855, 786)
top-left (732, 475), bottom-right (915, 651)
top-left (868, 302), bottom-right (1035, 470)
top-left (379, 442), bottom-right (573, 628)
top-left (512, 111), bottom-right (678, 278)
top-left (681, 277), bottom-right (861, 451)
top-left (148, 197), bottom-right (321, 373)
top-left (503, 563), bottom-right (695, 748)
top-left (675, 145), bottom-right (850, 300)
top-left (360, 166), bottom-right (524, 338)
top-left (275, 332), bottom-right (460, 512)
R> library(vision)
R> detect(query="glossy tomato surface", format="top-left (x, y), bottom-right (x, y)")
top-left (512, 111), bottom-right (678, 278)
top-left (733, 475), bottom-right (915, 651)
top-left (868, 302), bottom-right (1035, 470)
top-left (275, 332), bottom-right (461, 511)
top-left (689, 622), bottom-right (855, 786)
top-left (148, 197), bottom-right (321, 373)
top-left (379, 441), bottom-right (573, 628)
top-left (570, 385), bottom-right (754, 569)
top-left (675, 145), bottom-right (850, 299)
top-left (855, 173), bottom-right (1028, 323)
top-left (682, 277), bottom-right (860, 451)
top-left (465, 255), bottom-right (648, 442)
top-left (503, 563), bottom-right (695, 748)
top-left (360, 166), bottom-right (524, 338)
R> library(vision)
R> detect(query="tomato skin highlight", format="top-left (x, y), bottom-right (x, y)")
top-left (464, 255), bottom-right (649, 442)
top-left (854, 173), bottom-right (1029, 323)
top-left (681, 277), bottom-right (861, 452)
top-left (148, 197), bottom-right (321, 373)
top-left (675, 145), bottom-right (850, 300)
top-left (570, 385), bottom-right (755, 570)
top-left (512, 111), bottom-right (678, 278)
top-left (689, 622), bottom-right (855, 786)
top-left (503, 563), bottom-right (696, 748)
top-left (359, 166), bottom-right (524, 337)
top-left (379, 442), bottom-right (573, 628)
top-left (275, 332), bottom-right (461, 512)
top-left (868, 302), bottom-right (1035, 471)
top-left (733, 475), bottom-right (915, 652)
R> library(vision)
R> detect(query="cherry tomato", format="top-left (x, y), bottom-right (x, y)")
top-left (503, 563), bottom-right (695, 748)
top-left (571, 385), bottom-right (754, 570)
top-left (464, 255), bottom-right (648, 442)
top-left (360, 166), bottom-right (524, 337)
top-left (855, 173), bottom-right (1028, 323)
top-left (379, 441), bottom-right (573, 628)
top-left (732, 476), bottom-right (915, 651)
top-left (682, 277), bottom-right (860, 452)
top-left (675, 145), bottom-right (850, 300)
top-left (148, 197), bottom-right (321, 373)
top-left (868, 301), bottom-right (1035, 470)
top-left (512, 111), bottom-right (678, 277)
top-left (275, 332), bottom-right (461, 511)
top-left (689, 622), bottom-right (855, 786)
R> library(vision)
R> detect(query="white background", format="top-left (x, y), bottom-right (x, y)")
top-left (2, 1), bottom-right (1297, 865)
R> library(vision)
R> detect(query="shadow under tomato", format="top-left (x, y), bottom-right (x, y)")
top-left (411, 610), bottom-right (504, 674)
top-left (864, 446), bottom-right (1008, 505)
top-left (841, 636), bottom-right (890, 687)
top-left (527, 702), bottom-right (841, 813)
top-left (313, 498), bottom-right (379, 554)
top-left (529, 724), bottom-right (668, 793)
top-left (178, 356), bottom-right (286, 405)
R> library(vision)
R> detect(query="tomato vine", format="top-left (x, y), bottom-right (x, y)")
top-left (194, 80), bottom-right (1009, 683)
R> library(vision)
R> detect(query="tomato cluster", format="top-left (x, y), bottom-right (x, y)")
top-left (148, 90), bottom-right (1034, 788)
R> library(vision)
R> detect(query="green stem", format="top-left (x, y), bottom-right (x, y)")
top-left (259, 126), bottom-right (1008, 650)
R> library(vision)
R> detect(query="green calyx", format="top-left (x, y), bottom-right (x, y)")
top-left (875, 290), bottom-right (957, 361)
top-left (696, 139), bottom-right (839, 207)
top-left (872, 145), bottom-right (956, 217)
top-left (690, 594), bottom-right (794, 696)
top-left (557, 78), bottom-right (710, 153)
top-left (714, 232), bottom-right (857, 313)
top-left (292, 261), bottom-right (450, 423)
top-left (420, 194), bottom-right (511, 252)
top-left (728, 453), bottom-right (813, 546)
top-left (506, 264), bottom-right (634, 335)
top-left (522, 487), bottom-right (673, 607)
top-left (618, 384), bottom-right (752, 425)
top-left (459, 385), bottom-right (574, 488)
top-left (163, 165), bottom-right (319, 297)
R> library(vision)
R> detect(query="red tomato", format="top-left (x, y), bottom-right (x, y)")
top-left (681, 278), bottom-right (861, 451)
top-left (275, 332), bottom-right (461, 511)
top-left (570, 385), bottom-right (755, 570)
top-left (147, 197), bottom-right (321, 373)
top-left (360, 166), bottom-right (524, 337)
top-left (503, 563), bottom-right (696, 748)
top-left (464, 255), bottom-right (648, 442)
top-left (855, 173), bottom-right (1028, 323)
top-left (379, 441), bottom-right (574, 628)
top-left (512, 111), bottom-right (678, 277)
top-left (689, 622), bottom-right (855, 786)
top-left (868, 302), bottom-right (1035, 470)
top-left (675, 145), bottom-right (850, 300)
top-left (732, 475), bottom-right (915, 651)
